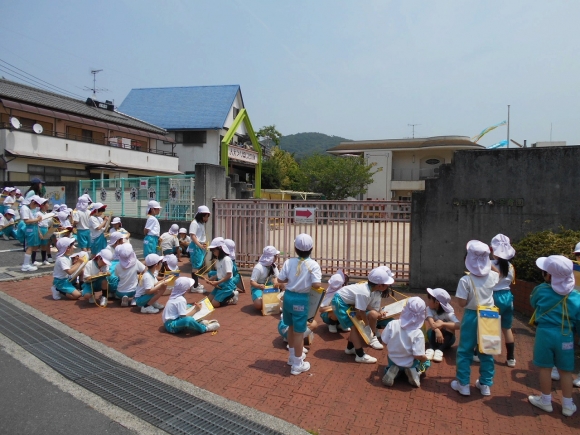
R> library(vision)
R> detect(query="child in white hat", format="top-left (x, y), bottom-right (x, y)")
top-left (528, 255), bottom-right (580, 417)
top-left (319, 269), bottom-right (349, 333)
top-left (159, 224), bottom-right (180, 257)
top-left (20, 195), bottom-right (46, 272)
top-left (277, 233), bottom-right (322, 375)
top-left (250, 245), bottom-right (281, 311)
top-left (81, 248), bottom-right (113, 307)
top-left (73, 195), bottom-right (92, 253)
top-left (135, 253), bottom-right (167, 314)
top-left (425, 288), bottom-right (460, 363)
top-left (0, 209), bottom-right (17, 240)
top-left (105, 231), bottom-right (125, 296)
top-left (365, 266), bottom-right (398, 350)
top-left (206, 241), bottom-right (239, 307)
top-left (224, 239), bottom-right (243, 292)
top-left (189, 205), bottom-right (211, 292)
top-left (490, 234), bottom-right (517, 367)
top-left (51, 237), bottom-right (84, 300)
top-left (332, 267), bottom-right (393, 365)
top-left (162, 277), bottom-right (220, 334)
top-left (451, 240), bottom-right (499, 397)
top-left (114, 243), bottom-right (146, 307)
top-left (143, 200), bottom-right (162, 258)
top-left (382, 296), bottom-right (430, 388)
top-left (89, 203), bottom-right (110, 256)
top-left (177, 228), bottom-right (191, 257)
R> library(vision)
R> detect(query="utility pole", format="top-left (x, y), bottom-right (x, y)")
top-left (408, 124), bottom-right (420, 139)
top-left (507, 105), bottom-right (510, 149)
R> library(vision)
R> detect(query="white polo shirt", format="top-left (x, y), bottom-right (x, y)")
top-left (381, 319), bottom-right (425, 367)
top-left (456, 272), bottom-right (499, 310)
top-left (115, 261), bottom-right (146, 292)
top-left (278, 257), bottom-right (322, 294)
top-left (336, 283), bottom-right (371, 311)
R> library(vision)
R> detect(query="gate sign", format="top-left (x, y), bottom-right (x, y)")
top-left (100, 188), bottom-right (107, 201)
top-left (148, 187), bottom-right (156, 200)
top-left (295, 207), bottom-right (315, 223)
top-left (130, 187), bottom-right (137, 202)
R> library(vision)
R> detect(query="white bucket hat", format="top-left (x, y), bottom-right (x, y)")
top-left (168, 224), bottom-right (179, 235)
top-left (96, 249), bottom-right (113, 265)
top-left (208, 237), bottom-right (225, 249)
top-left (574, 242), bottom-right (580, 254)
top-left (465, 240), bottom-right (491, 276)
top-left (259, 245), bottom-right (280, 266)
top-left (56, 237), bottom-right (75, 257)
top-left (145, 253), bottom-right (163, 267)
top-left (178, 227), bottom-right (187, 234)
top-left (400, 297), bottom-right (426, 331)
top-left (491, 234), bottom-right (516, 260)
top-left (147, 200), bottom-right (161, 214)
top-left (368, 267), bottom-right (395, 285)
top-left (171, 277), bottom-right (195, 299)
top-left (163, 254), bottom-right (179, 271)
top-left (426, 288), bottom-right (453, 313)
top-left (536, 255), bottom-right (575, 296)
top-left (224, 239), bottom-right (236, 260)
top-left (4, 209), bottom-right (15, 216)
top-left (116, 243), bottom-right (136, 269)
top-left (294, 233), bottom-right (313, 251)
top-left (108, 231), bottom-right (126, 246)
top-left (327, 269), bottom-right (346, 294)
top-left (111, 217), bottom-right (122, 225)
top-left (196, 205), bottom-right (210, 215)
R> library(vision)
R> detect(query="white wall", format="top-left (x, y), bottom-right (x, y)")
top-left (223, 90), bottom-right (248, 136)
top-left (174, 129), bottom-right (221, 173)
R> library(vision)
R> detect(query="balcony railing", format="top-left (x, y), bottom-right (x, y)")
top-left (391, 166), bottom-right (440, 181)
top-left (0, 123), bottom-right (176, 156)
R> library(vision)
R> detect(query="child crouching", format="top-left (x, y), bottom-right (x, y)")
top-left (425, 288), bottom-right (460, 362)
top-left (382, 297), bottom-right (430, 388)
top-left (162, 277), bottom-right (220, 334)
top-left (51, 237), bottom-right (84, 300)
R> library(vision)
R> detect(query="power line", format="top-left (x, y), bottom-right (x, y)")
top-left (0, 58), bottom-right (85, 99)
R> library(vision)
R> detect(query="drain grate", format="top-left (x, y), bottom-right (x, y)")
top-left (0, 302), bottom-right (285, 435)
top-left (0, 272), bottom-right (15, 280)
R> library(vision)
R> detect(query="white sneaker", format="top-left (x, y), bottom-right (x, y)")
top-left (33, 261), bottom-right (43, 266)
top-left (507, 359), bottom-right (516, 367)
top-left (190, 285), bottom-right (205, 293)
top-left (551, 367), bottom-right (560, 380)
top-left (344, 347), bottom-right (356, 355)
top-left (287, 353), bottom-right (306, 366)
top-left (88, 296), bottom-right (95, 304)
top-left (42, 260), bottom-right (50, 266)
top-left (2, 234), bottom-right (8, 241)
top-left (369, 336), bottom-right (384, 350)
top-left (528, 395), bottom-right (553, 413)
top-left (121, 296), bottom-right (129, 307)
top-left (339, 325), bottom-right (351, 332)
top-left (290, 360), bottom-right (310, 375)
top-left (21, 264), bottom-right (38, 272)
top-left (382, 365), bottom-right (399, 387)
top-left (562, 402), bottom-right (577, 417)
top-left (405, 367), bottom-right (421, 387)
top-left (141, 305), bottom-right (159, 314)
top-left (206, 321), bottom-right (220, 332)
top-left (231, 290), bottom-right (239, 304)
top-left (152, 301), bottom-right (164, 309)
top-left (130, 299), bottom-right (136, 306)
top-left (328, 324), bottom-right (338, 333)
top-left (425, 349), bottom-right (435, 361)
top-left (355, 353), bottom-right (377, 364)
top-left (472, 354), bottom-right (480, 363)
top-left (47, 257), bottom-right (54, 263)
top-left (476, 379), bottom-right (491, 396)
top-left (573, 376), bottom-right (580, 388)
top-left (451, 380), bottom-right (470, 396)
top-left (433, 350), bottom-right (444, 362)
top-left (51, 286), bottom-right (61, 300)
top-left (100, 296), bottom-right (107, 307)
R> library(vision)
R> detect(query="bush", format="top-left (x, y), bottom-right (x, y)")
top-left (511, 228), bottom-right (580, 283)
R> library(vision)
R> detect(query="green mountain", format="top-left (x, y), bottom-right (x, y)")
top-left (278, 132), bottom-right (351, 159)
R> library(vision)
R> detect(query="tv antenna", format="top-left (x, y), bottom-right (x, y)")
top-left (408, 123), bottom-right (421, 138)
top-left (83, 69), bottom-right (108, 98)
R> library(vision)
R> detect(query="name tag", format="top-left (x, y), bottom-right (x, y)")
top-left (562, 342), bottom-right (574, 350)
top-left (293, 304), bottom-right (305, 312)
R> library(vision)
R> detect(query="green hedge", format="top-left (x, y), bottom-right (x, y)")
top-left (511, 228), bottom-right (580, 283)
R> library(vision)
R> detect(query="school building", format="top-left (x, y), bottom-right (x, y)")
top-left (326, 136), bottom-right (485, 201)
top-left (0, 78), bottom-right (178, 183)
top-left (119, 85), bottom-right (264, 194)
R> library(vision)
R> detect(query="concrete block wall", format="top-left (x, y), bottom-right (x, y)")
top-left (410, 146), bottom-right (580, 291)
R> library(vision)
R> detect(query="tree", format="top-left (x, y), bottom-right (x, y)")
top-left (256, 125), bottom-right (282, 147)
top-left (261, 146), bottom-right (300, 190)
top-left (294, 154), bottom-right (375, 200)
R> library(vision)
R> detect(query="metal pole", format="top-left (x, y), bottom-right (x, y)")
top-left (507, 105), bottom-right (510, 149)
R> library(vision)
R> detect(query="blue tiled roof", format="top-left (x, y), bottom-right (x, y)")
top-left (118, 85), bottom-right (241, 130)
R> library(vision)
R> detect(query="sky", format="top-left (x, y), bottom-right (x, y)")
top-left (1, 0), bottom-right (579, 147)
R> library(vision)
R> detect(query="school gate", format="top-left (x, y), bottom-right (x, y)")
top-left (213, 199), bottom-right (411, 281)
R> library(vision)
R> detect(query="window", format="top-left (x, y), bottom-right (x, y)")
top-left (178, 131), bottom-right (206, 145)
top-left (425, 158), bottom-right (441, 165)
top-left (233, 107), bottom-right (240, 119)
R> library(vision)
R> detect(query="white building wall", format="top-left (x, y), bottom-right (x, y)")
top-left (223, 90), bottom-right (248, 136)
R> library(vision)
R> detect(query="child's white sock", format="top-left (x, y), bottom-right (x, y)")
top-left (23, 254), bottom-right (31, 266)
top-left (541, 393), bottom-right (552, 405)
top-left (288, 347), bottom-right (295, 359)
top-left (563, 397), bottom-right (574, 407)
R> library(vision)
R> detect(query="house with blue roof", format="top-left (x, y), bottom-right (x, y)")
top-left (119, 85), bottom-right (261, 192)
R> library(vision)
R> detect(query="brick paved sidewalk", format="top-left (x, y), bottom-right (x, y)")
top-left (1, 268), bottom-right (579, 435)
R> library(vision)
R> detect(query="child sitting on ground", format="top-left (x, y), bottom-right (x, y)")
top-left (224, 239), bottom-right (243, 291)
top-left (81, 249), bottom-right (113, 307)
top-left (528, 255), bottom-right (580, 417)
top-left (177, 228), bottom-right (191, 257)
top-left (162, 277), bottom-right (220, 334)
top-left (114, 243), bottom-right (146, 307)
top-left (365, 266), bottom-right (398, 350)
top-left (206, 241), bottom-right (239, 307)
top-left (0, 209), bottom-right (17, 240)
top-left (319, 269), bottom-right (349, 333)
top-left (159, 224), bottom-right (180, 257)
top-left (331, 267), bottom-right (393, 364)
top-left (134, 254), bottom-right (168, 314)
top-left (425, 288), bottom-right (460, 362)
top-left (250, 245), bottom-right (280, 311)
top-left (51, 237), bottom-right (85, 300)
top-left (381, 296), bottom-right (430, 388)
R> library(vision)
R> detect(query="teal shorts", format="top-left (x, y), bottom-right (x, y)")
top-left (24, 224), bottom-right (41, 248)
top-left (331, 294), bottom-right (354, 330)
top-left (493, 289), bottom-right (514, 329)
top-left (53, 277), bottom-right (77, 295)
top-left (81, 277), bottom-right (107, 296)
top-left (135, 294), bottom-right (154, 307)
top-left (209, 278), bottom-right (236, 303)
top-left (281, 290), bottom-right (309, 333)
top-left (76, 229), bottom-right (91, 249)
top-left (39, 226), bottom-right (50, 246)
top-left (189, 243), bottom-right (205, 270)
top-left (533, 327), bottom-right (576, 372)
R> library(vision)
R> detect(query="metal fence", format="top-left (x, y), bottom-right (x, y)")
top-left (213, 200), bottom-right (411, 281)
top-left (79, 175), bottom-right (195, 221)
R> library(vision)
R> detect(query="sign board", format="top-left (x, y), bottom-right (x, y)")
top-left (115, 187), bottom-right (122, 202)
top-left (139, 179), bottom-right (148, 190)
top-left (228, 146), bottom-right (258, 164)
top-left (100, 188), bottom-right (107, 201)
top-left (130, 187), bottom-right (137, 202)
top-left (295, 207), bottom-right (315, 223)
top-left (148, 187), bottom-right (156, 200)
top-left (45, 186), bottom-right (66, 206)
